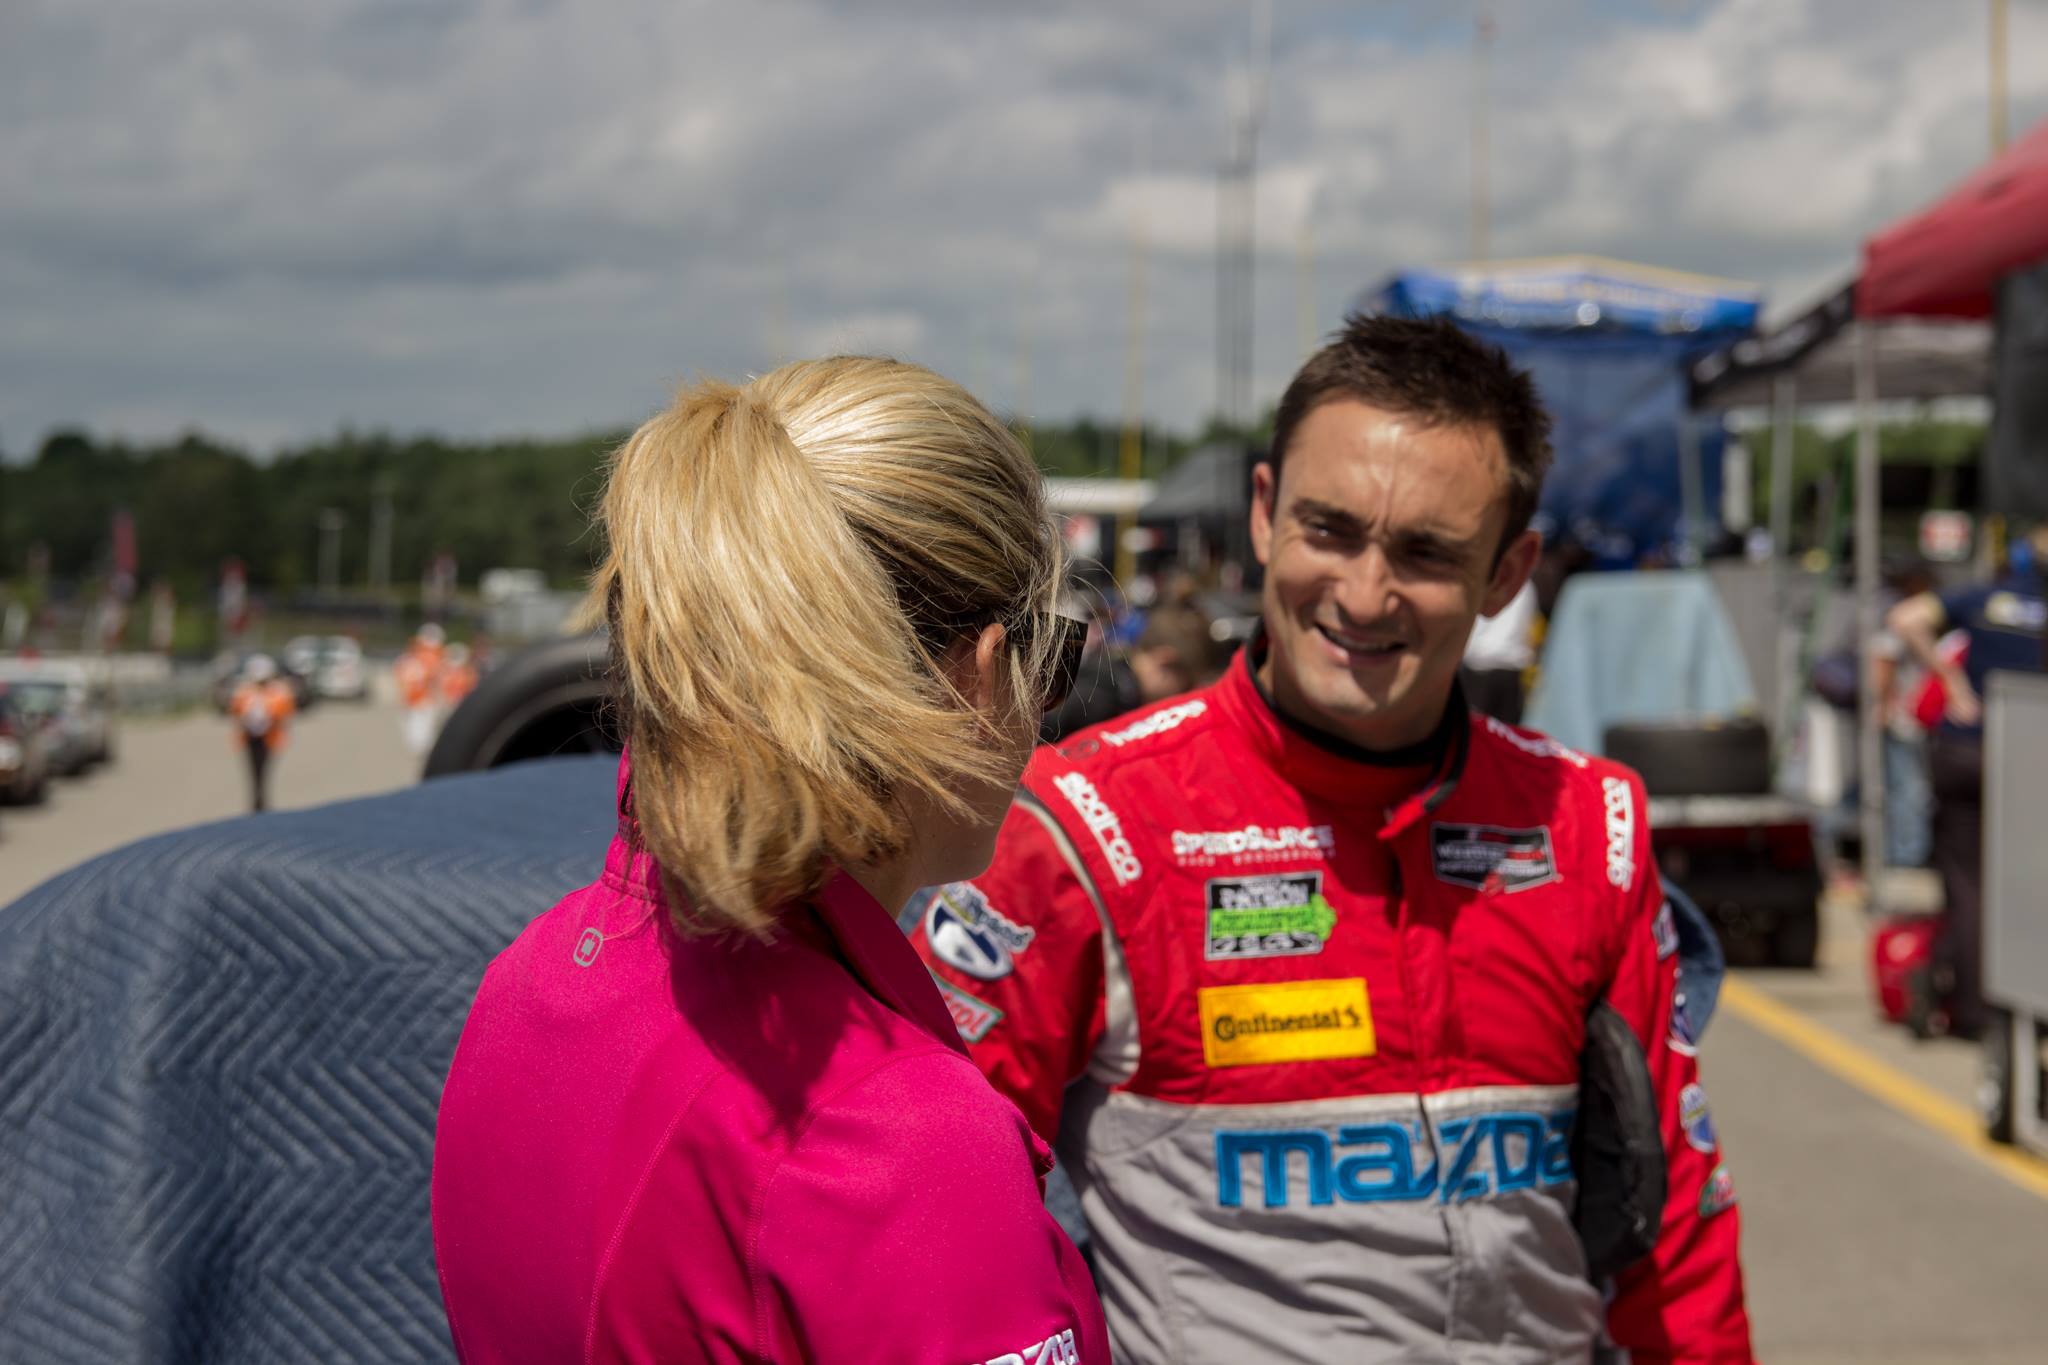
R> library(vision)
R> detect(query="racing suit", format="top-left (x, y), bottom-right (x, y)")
top-left (910, 647), bottom-right (1752, 1363)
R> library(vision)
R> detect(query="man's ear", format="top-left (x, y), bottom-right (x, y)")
top-left (1482, 529), bottom-right (1542, 617)
top-left (1250, 462), bottom-right (1278, 567)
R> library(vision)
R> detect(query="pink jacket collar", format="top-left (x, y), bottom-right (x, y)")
top-left (604, 748), bottom-right (966, 1057)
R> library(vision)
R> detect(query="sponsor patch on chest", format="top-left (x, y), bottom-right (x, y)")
top-left (1204, 872), bottom-right (1335, 960)
top-left (924, 882), bottom-right (1035, 981)
top-left (1429, 823), bottom-right (1559, 893)
top-left (1197, 977), bottom-right (1376, 1068)
top-left (931, 972), bottom-right (1004, 1044)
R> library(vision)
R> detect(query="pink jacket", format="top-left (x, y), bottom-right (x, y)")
top-left (432, 763), bottom-right (1106, 1364)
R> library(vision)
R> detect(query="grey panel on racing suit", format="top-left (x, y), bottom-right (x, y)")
top-left (1057, 1083), bottom-right (1601, 1364)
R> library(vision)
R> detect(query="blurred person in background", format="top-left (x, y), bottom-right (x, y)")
top-left (910, 315), bottom-right (1751, 1363)
top-left (396, 623), bottom-right (447, 755)
top-left (439, 643), bottom-right (479, 709)
top-left (1868, 559), bottom-right (1937, 871)
top-left (1126, 603), bottom-right (1230, 704)
top-left (227, 654), bottom-right (295, 813)
top-left (1460, 576), bottom-right (1537, 723)
top-left (433, 358), bottom-right (1106, 1364)
top-left (1886, 524), bottom-right (2048, 1038)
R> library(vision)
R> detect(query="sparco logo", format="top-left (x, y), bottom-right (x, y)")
top-left (969, 1328), bottom-right (1079, 1365)
top-left (1602, 776), bottom-right (1635, 889)
top-left (1054, 772), bottom-right (1142, 885)
top-left (1101, 699), bottom-right (1206, 747)
top-left (1172, 824), bottom-right (1335, 862)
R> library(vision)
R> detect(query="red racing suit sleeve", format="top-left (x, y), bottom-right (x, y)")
top-left (906, 796), bottom-right (1111, 1142)
top-left (1598, 769), bottom-right (1755, 1364)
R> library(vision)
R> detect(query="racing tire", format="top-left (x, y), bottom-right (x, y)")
top-left (422, 632), bottom-right (618, 779)
top-left (1982, 1008), bottom-right (2016, 1145)
top-left (1601, 719), bottom-right (1772, 798)
top-left (1770, 909), bottom-right (1820, 970)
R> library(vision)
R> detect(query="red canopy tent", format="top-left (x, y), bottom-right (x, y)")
top-left (1859, 117), bottom-right (2048, 318)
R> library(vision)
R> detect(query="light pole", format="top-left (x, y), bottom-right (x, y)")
top-left (318, 508), bottom-right (345, 599)
top-left (1472, 6), bottom-right (1494, 262)
top-left (1215, 0), bottom-right (1271, 432)
top-left (1991, 0), bottom-right (2010, 154)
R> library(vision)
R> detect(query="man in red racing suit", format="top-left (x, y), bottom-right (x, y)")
top-left (910, 316), bottom-right (1752, 1363)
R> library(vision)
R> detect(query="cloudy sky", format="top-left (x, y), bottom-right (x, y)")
top-left (4, 0), bottom-right (2045, 454)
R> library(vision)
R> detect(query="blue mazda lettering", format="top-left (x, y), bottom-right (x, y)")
top-left (1215, 1111), bottom-right (1574, 1209)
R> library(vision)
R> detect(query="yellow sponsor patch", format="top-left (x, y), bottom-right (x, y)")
top-left (1198, 977), bottom-right (1376, 1068)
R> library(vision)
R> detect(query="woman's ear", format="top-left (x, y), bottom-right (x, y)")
top-left (945, 621), bottom-right (1010, 714)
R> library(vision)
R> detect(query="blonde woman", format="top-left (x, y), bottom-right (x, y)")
top-left (431, 358), bottom-right (1103, 1364)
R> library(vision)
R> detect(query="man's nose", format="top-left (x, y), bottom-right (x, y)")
top-left (1331, 542), bottom-right (1400, 624)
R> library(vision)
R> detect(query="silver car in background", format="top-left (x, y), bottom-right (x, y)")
top-left (0, 659), bottom-right (116, 777)
top-left (282, 635), bottom-right (370, 703)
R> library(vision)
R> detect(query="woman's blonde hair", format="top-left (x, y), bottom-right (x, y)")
top-left (586, 356), bottom-right (1065, 937)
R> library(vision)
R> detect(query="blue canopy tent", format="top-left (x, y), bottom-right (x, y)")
top-left (1363, 257), bottom-right (1761, 562)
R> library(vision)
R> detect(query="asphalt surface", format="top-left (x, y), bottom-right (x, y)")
top-left (4, 692), bottom-right (2046, 1359)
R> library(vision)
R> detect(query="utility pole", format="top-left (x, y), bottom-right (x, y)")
top-left (1118, 209), bottom-right (1149, 585)
top-left (1215, 1), bottom-right (1271, 432)
top-left (1472, 6), bottom-right (1494, 262)
top-left (368, 478), bottom-right (395, 594)
top-left (1014, 261), bottom-right (1036, 458)
top-left (1295, 217), bottom-right (1317, 362)
top-left (1991, 0), bottom-right (2010, 153)
top-left (317, 508), bottom-right (345, 599)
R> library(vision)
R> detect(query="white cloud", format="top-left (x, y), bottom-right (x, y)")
top-left (2, 0), bottom-right (2046, 451)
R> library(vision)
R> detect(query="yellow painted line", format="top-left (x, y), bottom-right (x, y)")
top-left (1718, 975), bottom-right (2048, 1203)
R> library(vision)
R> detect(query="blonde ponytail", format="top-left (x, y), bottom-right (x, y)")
top-left (587, 357), bottom-right (1064, 937)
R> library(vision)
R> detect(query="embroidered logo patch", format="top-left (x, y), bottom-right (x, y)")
top-left (1204, 873), bottom-right (1337, 960)
top-left (969, 1328), bottom-right (1079, 1365)
top-left (1053, 770), bottom-right (1142, 885)
top-left (1668, 985), bottom-right (1700, 1057)
top-left (1680, 1083), bottom-right (1718, 1153)
top-left (1197, 978), bottom-right (1376, 1068)
top-left (1698, 1163), bottom-right (1737, 1219)
top-left (924, 882), bottom-right (1035, 981)
top-left (1653, 899), bottom-right (1680, 960)
top-left (1100, 699), bottom-right (1206, 748)
top-left (1171, 823), bottom-right (1335, 864)
top-left (1429, 824), bottom-right (1559, 893)
top-left (931, 972), bottom-right (1004, 1044)
top-left (1602, 776), bottom-right (1637, 890)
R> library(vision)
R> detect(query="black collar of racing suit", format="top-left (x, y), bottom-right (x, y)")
top-left (1241, 626), bottom-right (1469, 820)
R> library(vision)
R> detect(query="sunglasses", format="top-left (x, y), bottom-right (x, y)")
top-left (920, 608), bottom-right (1086, 714)
top-left (1037, 613), bottom-right (1087, 713)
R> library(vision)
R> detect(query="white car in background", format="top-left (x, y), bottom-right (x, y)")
top-left (282, 635), bottom-right (370, 703)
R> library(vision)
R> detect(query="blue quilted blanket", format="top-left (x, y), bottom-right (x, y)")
top-left (0, 756), bottom-right (617, 1364)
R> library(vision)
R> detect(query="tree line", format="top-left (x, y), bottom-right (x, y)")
top-left (0, 410), bottom-right (1979, 605)
top-left (0, 417), bottom-right (1240, 601)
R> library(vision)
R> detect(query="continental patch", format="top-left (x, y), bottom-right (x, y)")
top-left (1205, 873), bottom-right (1336, 960)
top-left (924, 882), bottom-right (1035, 981)
top-left (1198, 977), bottom-right (1375, 1068)
top-left (1430, 823), bottom-right (1558, 893)
top-left (1698, 1163), bottom-right (1737, 1219)
top-left (931, 972), bottom-right (1003, 1044)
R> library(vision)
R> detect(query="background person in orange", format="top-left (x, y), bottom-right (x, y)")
top-left (439, 642), bottom-right (479, 708)
top-left (395, 622), bottom-right (448, 755)
top-left (227, 654), bottom-right (296, 812)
